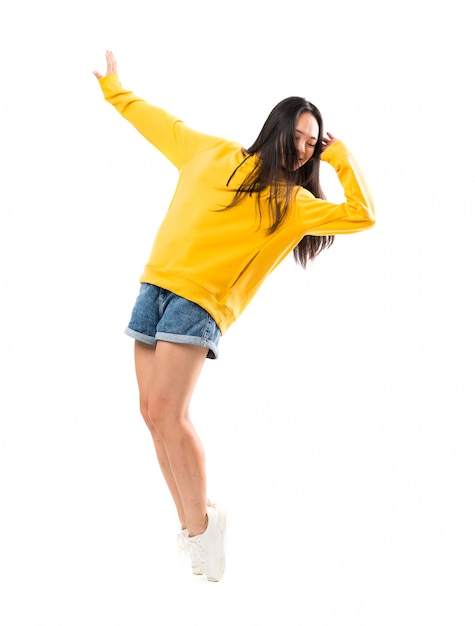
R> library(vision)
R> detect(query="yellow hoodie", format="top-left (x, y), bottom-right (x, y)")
top-left (99, 74), bottom-right (375, 333)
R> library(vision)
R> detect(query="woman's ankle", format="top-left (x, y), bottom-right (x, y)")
top-left (187, 513), bottom-right (208, 538)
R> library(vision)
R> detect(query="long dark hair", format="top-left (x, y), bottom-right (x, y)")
top-left (226, 96), bottom-right (334, 268)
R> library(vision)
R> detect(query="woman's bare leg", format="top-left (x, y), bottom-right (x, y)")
top-left (134, 339), bottom-right (208, 536)
top-left (134, 341), bottom-right (187, 527)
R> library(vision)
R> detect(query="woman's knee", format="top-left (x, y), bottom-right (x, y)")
top-left (139, 397), bottom-right (156, 433)
top-left (148, 395), bottom-right (186, 437)
top-left (138, 393), bottom-right (170, 433)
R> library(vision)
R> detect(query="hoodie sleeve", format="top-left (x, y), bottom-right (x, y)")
top-left (98, 73), bottom-right (220, 168)
top-left (297, 140), bottom-right (375, 235)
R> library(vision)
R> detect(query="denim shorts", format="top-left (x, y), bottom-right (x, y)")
top-left (124, 283), bottom-right (221, 359)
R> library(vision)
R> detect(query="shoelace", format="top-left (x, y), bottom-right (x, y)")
top-left (176, 500), bottom-right (214, 564)
top-left (186, 536), bottom-right (207, 568)
top-left (177, 529), bottom-right (207, 567)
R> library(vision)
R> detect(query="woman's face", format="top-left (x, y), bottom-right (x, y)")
top-left (292, 111), bottom-right (319, 169)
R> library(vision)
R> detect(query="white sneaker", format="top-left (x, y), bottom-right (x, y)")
top-left (178, 528), bottom-right (204, 575)
top-left (186, 504), bottom-right (226, 582)
top-left (177, 499), bottom-right (213, 576)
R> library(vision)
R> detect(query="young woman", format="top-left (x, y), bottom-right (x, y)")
top-left (93, 50), bottom-right (375, 582)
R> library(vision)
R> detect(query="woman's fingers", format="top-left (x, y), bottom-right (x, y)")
top-left (93, 50), bottom-right (117, 80)
top-left (105, 49), bottom-right (117, 74)
top-left (321, 132), bottom-right (339, 152)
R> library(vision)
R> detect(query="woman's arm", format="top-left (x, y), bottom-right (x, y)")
top-left (298, 140), bottom-right (375, 235)
top-left (93, 50), bottom-right (219, 168)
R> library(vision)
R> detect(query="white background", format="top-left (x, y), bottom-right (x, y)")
top-left (1, 1), bottom-right (474, 624)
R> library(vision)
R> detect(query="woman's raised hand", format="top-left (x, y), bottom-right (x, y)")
top-left (321, 132), bottom-right (339, 151)
top-left (93, 49), bottom-right (117, 79)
